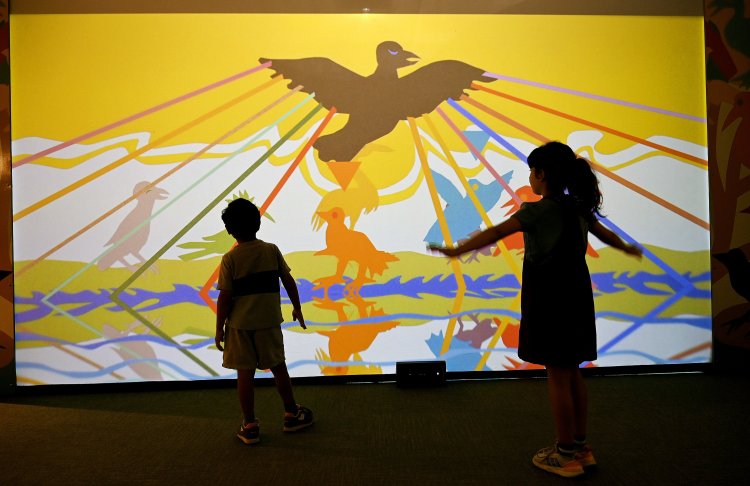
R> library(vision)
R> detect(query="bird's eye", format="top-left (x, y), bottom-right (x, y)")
top-left (388, 49), bottom-right (399, 56)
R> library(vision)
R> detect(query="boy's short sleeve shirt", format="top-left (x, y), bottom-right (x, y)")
top-left (218, 239), bottom-right (291, 330)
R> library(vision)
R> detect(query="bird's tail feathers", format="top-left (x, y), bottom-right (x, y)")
top-left (367, 251), bottom-right (399, 277)
top-left (97, 249), bottom-right (117, 270)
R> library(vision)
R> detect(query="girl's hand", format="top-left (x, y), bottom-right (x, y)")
top-left (427, 244), bottom-right (459, 258)
top-left (624, 244), bottom-right (643, 260)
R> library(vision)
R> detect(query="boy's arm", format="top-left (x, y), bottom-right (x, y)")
top-left (215, 289), bottom-right (232, 351)
top-left (428, 217), bottom-right (522, 257)
top-left (590, 220), bottom-right (642, 259)
top-left (280, 270), bottom-right (306, 329)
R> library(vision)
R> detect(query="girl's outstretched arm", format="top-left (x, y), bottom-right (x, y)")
top-left (429, 217), bottom-right (522, 258)
top-left (590, 220), bottom-right (642, 259)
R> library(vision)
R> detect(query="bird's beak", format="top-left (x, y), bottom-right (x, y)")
top-left (403, 50), bottom-right (419, 66)
top-left (154, 188), bottom-right (169, 199)
top-left (316, 209), bottom-right (334, 222)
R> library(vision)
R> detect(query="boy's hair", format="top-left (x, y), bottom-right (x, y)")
top-left (221, 198), bottom-right (261, 239)
top-left (528, 141), bottom-right (603, 217)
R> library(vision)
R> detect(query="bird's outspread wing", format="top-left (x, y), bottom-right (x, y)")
top-left (431, 170), bottom-right (463, 206)
top-left (397, 60), bottom-right (493, 118)
top-left (259, 57), bottom-right (366, 112)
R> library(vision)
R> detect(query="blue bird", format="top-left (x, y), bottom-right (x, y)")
top-left (424, 169), bottom-right (513, 245)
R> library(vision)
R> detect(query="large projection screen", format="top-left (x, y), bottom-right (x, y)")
top-left (10, 2), bottom-right (710, 385)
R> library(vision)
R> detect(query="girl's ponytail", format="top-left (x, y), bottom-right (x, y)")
top-left (527, 141), bottom-right (603, 217)
top-left (567, 156), bottom-right (603, 217)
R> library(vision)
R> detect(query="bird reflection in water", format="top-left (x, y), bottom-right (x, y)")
top-left (314, 293), bottom-right (399, 376)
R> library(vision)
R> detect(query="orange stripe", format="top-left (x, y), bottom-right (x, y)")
top-left (669, 341), bottom-right (711, 360)
top-left (13, 76), bottom-right (283, 222)
top-left (260, 107), bottom-right (337, 214)
top-left (200, 107), bottom-right (337, 313)
top-left (460, 95), bottom-right (549, 143)
top-left (200, 265), bottom-right (223, 313)
top-left (591, 163), bottom-right (709, 229)
top-left (15, 82), bottom-right (297, 278)
top-left (471, 83), bottom-right (707, 167)
top-left (54, 344), bottom-right (126, 380)
top-left (464, 91), bottom-right (709, 230)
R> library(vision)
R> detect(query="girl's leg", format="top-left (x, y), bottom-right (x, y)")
top-left (545, 365), bottom-right (576, 445)
top-left (237, 368), bottom-right (256, 424)
top-left (270, 361), bottom-right (298, 413)
top-left (534, 365), bottom-right (589, 477)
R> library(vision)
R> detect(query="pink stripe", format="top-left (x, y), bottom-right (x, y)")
top-left (13, 62), bottom-right (272, 168)
top-left (436, 107), bottom-right (522, 205)
top-left (483, 72), bottom-right (706, 123)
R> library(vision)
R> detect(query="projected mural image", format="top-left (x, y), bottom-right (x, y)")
top-left (11, 14), bottom-right (710, 384)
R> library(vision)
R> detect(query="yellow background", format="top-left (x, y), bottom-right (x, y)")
top-left (11, 13), bottom-right (706, 157)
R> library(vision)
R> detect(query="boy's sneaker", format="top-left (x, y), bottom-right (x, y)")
top-left (237, 420), bottom-right (260, 445)
top-left (575, 444), bottom-right (597, 468)
top-left (532, 445), bottom-right (585, 478)
top-left (283, 405), bottom-right (314, 432)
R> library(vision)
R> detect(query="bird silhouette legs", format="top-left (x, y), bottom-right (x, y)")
top-left (312, 259), bottom-right (349, 299)
top-left (313, 259), bottom-right (375, 299)
top-left (124, 252), bottom-right (159, 274)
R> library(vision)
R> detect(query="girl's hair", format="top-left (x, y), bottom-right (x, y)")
top-left (221, 198), bottom-right (261, 239)
top-left (527, 141), bottom-right (603, 217)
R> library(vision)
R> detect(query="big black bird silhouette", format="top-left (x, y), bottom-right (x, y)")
top-left (260, 41), bottom-right (494, 162)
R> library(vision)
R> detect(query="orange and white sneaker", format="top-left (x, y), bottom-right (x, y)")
top-left (575, 444), bottom-right (597, 468)
top-left (532, 445), bottom-right (585, 478)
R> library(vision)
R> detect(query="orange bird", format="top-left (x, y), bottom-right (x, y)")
top-left (314, 207), bottom-right (398, 288)
top-left (314, 295), bottom-right (399, 376)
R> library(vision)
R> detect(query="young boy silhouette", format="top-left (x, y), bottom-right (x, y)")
top-left (215, 198), bottom-right (312, 444)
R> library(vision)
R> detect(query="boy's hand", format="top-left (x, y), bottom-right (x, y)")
top-left (292, 307), bottom-right (306, 330)
top-left (215, 328), bottom-right (225, 351)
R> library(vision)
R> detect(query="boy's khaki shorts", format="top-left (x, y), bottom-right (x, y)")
top-left (222, 326), bottom-right (285, 370)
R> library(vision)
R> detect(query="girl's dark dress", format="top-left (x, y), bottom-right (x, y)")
top-left (513, 196), bottom-right (596, 366)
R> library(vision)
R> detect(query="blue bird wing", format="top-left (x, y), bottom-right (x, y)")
top-left (431, 170), bottom-right (462, 206)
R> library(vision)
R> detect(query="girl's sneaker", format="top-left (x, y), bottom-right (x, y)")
top-left (575, 444), bottom-right (597, 468)
top-left (283, 405), bottom-right (314, 432)
top-left (532, 445), bottom-right (585, 478)
top-left (237, 420), bottom-right (260, 445)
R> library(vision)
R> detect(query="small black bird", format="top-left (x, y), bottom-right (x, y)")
top-left (260, 41), bottom-right (494, 162)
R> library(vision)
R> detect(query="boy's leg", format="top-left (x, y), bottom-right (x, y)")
top-left (237, 368), bottom-right (256, 424)
top-left (271, 361), bottom-right (314, 432)
top-left (269, 361), bottom-right (298, 414)
top-left (570, 367), bottom-right (588, 440)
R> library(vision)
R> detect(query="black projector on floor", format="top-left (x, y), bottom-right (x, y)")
top-left (396, 360), bottom-right (446, 387)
